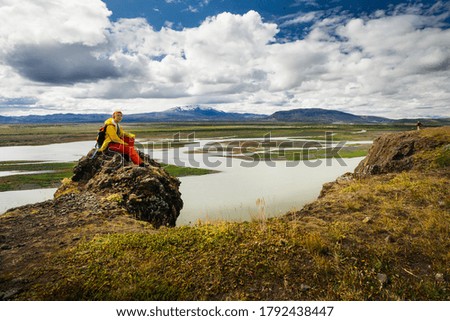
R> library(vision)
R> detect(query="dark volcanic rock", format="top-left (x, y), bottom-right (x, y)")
top-left (61, 149), bottom-right (183, 228)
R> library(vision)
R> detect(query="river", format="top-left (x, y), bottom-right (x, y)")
top-left (0, 139), bottom-right (365, 225)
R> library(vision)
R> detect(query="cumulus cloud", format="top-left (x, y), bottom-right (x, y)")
top-left (0, 1), bottom-right (116, 90)
top-left (103, 11), bottom-right (278, 98)
top-left (0, 1), bottom-right (449, 118)
top-left (7, 43), bottom-right (120, 84)
top-left (261, 5), bottom-right (450, 117)
top-left (0, 0), bottom-right (111, 48)
top-left (331, 13), bottom-right (450, 112)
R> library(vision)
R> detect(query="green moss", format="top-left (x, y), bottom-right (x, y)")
top-left (435, 145), bottom-right (450, 167)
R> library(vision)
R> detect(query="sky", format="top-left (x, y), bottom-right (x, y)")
top-left (0, 0), bottom-right (449, 118)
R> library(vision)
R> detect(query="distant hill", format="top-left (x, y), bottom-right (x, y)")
top-left (269, 108), bottom-right (391, 123)
top-left (0, 105), bottom-right (448, 124)
top-left (0, 113), bottom-right (108, 124)
top-left (0, 106), bottom-right (266, 124)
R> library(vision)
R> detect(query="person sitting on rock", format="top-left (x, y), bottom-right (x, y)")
top-left (98, 110), bottom-right (144, 166)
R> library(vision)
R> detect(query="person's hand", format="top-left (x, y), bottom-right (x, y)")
top-left (129, 133), bottom-right (136, 139)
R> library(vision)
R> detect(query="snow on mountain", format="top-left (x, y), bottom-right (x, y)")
top-left (167, 105), bottom-right (218, 113)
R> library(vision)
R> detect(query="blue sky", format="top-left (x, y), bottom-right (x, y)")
top-left (0, 0), bottom-right (449, 118)
top-left (104, 1), bottom-right (429, 27)
top-left (104, 1), bottom-right (448, 40)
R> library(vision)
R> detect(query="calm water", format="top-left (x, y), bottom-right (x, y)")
top-left (176, 157), bottom-right (362, 225)
top-left (0, 139), bottom-right (364, 225)
top-left (0, 188), bottom-right (57, 213)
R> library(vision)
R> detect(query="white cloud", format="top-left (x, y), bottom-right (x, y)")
top-left (281, 11), bottom-right (320, 26)
top-left (182, 11), bottom-right (278, 93)
top-left (103, 11), bottom-right (278, 98)
top-left (186, 5), bottom-right (198, 13)
top-left (292, 0), bottom-right (319, 7)
top-left (257, 7), bottom-right (450, 118)
top-left (329, 13), bottom-right (450, 115)
top-left (0, 1), bottom-right (115, 86)
top-left (0, 2), bottom-right (449, 118)
top-left (0, 0), bottom-right (111, 49)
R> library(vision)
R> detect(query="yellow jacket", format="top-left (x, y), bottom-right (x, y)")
top-left (98, 118), bottom-right (134, 151)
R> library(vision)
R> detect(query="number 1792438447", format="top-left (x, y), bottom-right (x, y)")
top-left (259, 306), bottom-right (334, 317)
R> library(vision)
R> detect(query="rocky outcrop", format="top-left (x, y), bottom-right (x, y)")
top-left (313, 127), bottom-right (449, 200)
top-left (354, 128), bottom-right (449, 177)
top-left (0, 149), bottom-right (183, 299)
top-left (57, 149), bottom-right (183, 228)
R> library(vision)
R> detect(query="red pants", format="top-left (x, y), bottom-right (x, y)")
top-left (108, 136), bottom-right (142, 165)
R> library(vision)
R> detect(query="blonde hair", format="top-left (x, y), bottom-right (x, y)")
top-left (112, 110), bottom-right (123, 117)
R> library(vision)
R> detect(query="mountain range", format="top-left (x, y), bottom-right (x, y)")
top-left (0, 106), bottom-right (446, 124)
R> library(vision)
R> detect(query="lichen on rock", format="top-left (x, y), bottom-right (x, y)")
top-left (59, 149), bottom-right (183, 228)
